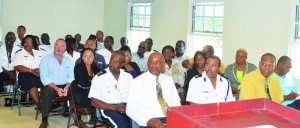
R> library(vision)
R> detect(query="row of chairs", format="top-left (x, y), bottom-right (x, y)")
top-left (1, 80), bottom-right (111, 128)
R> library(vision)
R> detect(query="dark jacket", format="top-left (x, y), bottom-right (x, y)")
top-left (121, 61), bottom-right (142, 77)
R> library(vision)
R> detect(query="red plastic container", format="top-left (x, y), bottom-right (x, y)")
top-left (167, 99), bottom-right (300, 128)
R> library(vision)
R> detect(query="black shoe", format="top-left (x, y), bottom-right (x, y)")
top-left (39, 122), bottom-right (48, 128)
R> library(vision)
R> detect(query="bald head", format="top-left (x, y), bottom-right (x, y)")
top-left (147, 52), bottom-right (165, 76)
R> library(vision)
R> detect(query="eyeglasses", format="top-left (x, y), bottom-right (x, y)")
top-left (25, 42), bottom-right (33, 44)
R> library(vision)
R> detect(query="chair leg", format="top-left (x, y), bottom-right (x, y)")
top-left (17, 90), bottom-right (21, 116)
top-left (35, 105), bottom-right (40, 120)
top-left (10, 85), bottom-right (16, 110)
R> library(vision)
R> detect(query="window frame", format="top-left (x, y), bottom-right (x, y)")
top-left (129, 2), bottom-right (151, 31)
top-left (192, 1), bottom-right (224, 35)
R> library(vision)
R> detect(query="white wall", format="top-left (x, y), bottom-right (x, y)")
top-left (103, 0), bottom-right (128, 50)
top-left (2, 0), bottom-right (104, 45)
top-left (150, 0), bottom-right (190, 52)
top-left (222, 0), bottom-right (293, 66)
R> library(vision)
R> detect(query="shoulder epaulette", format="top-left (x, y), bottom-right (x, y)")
top-left (96, 70), bottom-right (107, 76)
top-left (15, 49), bottom-right (22, 53)
top-left (194, 73), bottom-right (202, 78)
top-left (220, 76), bottom-right (229, 82)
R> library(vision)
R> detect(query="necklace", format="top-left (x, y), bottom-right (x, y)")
top-left (232, 62), bottom-right (249, 83)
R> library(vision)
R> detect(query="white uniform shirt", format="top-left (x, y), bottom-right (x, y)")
top-left (163, 59), bottom-right (185, 93)
top-left (96, 41), bottom-right (105, 51)
top-left (88, 68), bottom-right (133, 104)
top-left (65, 51), bottom-right (81, 65)
top-left (0, 45), bottom-right (21, 71)
top-left (39, 44), bottom-right (52, 55)
top-left (126, 71), bottom-right (181, 126)
top-left (96, 48), bottom-right (111, 65)
top-left (14, 37), bottom-right (22, 48)
top-left (131, 52), bottom-right (148, 72)
top-left (12, 48), bottom-right (44, 69)
top-left (174, 54), bottom-right (189, 64)
top-left (186, 71), bottom-right (235, 104)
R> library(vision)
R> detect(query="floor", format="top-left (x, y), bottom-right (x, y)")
top-left (0, 95), bottom-right (91, 128)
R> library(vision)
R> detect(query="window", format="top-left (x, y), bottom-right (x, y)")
top-left (188, 1), bottom-right (224, 59)
top-left (192, 2), bottom-right (224, 35)
top-left (291, 2), bottom-right (300, 78)
top-left (130, 3), bottom-right (151, 30)
top-left (128, 3), bottom-right (151, 52)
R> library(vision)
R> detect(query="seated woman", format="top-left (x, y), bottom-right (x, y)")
top-left (224, 48), bottom-right (256, 97)
top-left (119, 46), bottom-right (141, 78)
top-left (162, 45), bottom-right (186, 105)
top-left (12, 35), bottom-right (44, 105)
top-left (184, 51), bottom-right (207, 94)
top-left (73, 48), bottom-right (100, 127)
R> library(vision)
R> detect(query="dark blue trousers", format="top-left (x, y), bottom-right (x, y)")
top-left (100, 110), bottom-right (130, 128)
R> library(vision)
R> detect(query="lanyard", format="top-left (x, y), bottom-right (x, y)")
top-left (232, 62), bottom-right (249, 83)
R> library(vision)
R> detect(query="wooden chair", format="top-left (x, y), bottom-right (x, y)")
top-left (67, 81), bottom-right (110, 128)
top-left (35, 85), bottom-right (69, 120)
top-left (67, 83), bottom-right (93, 128)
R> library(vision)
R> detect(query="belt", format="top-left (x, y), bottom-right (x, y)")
top-left (77, 84), bottom-right (90, 90)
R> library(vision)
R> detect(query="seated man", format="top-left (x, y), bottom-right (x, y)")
top-left (239, 53), bottom-right (283, 104)
top-left (89, 51), bottom-right (133, 128)
top-left (0, 32), bottom-right (21, 92)
top-left (273, 56), bottom-right (300, 110)
top-left (186, 55), bottom-right (235, 104)
top-left (39, 39), bottom-right (74, 128)
top-left (126, 52), bottom-right (181, 128)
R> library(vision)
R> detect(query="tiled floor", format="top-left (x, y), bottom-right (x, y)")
top-left (0, 96), bottom-right (90, 128)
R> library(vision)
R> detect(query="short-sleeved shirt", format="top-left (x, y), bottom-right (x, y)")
top-left (239, 69), bottom-right (283, 104)
top-left (0, 44), bottom-right (22, 71)
top-left (88, 68), bottom-right (133, 104)
top-left (186, 72), bottom-right (235, 104)
top-left (12, 48), bottom-right (44, 69)
top-left (39, 44), bottom-right (52, 55)
top-left (131, 52), bottom-right (148, 72)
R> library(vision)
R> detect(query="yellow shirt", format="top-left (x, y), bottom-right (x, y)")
top-left (188, 57), bottom-right (225, 74)
top-left (239, 69), bottom-right (283, 104)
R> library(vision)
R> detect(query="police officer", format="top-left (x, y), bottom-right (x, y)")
top-left (89, 51), bottom-right (133, 128)
top-left (12, 35), bottom-right (44, 105)
top-left (0, 32), bottom-right (21, 92)
top-left (186, 55), bottom-right (235, 104)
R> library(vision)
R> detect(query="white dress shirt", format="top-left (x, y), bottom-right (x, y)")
top-left (88, 68), bottom-right (133, 104)
top-left (12, 48), bottom-right (44, 69)
top-left (96, 48), bottom-right (111, 65)
top-left (126, 71), bottom-right (181, 126)
top-left (131, 52), bottom-right (148, 72)
top-left (0, 45), bottom-right (22, 71)
top-left (65, 51), bottom-right (81, 65)
top-left (186, 72), bottom-right (235, 104)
